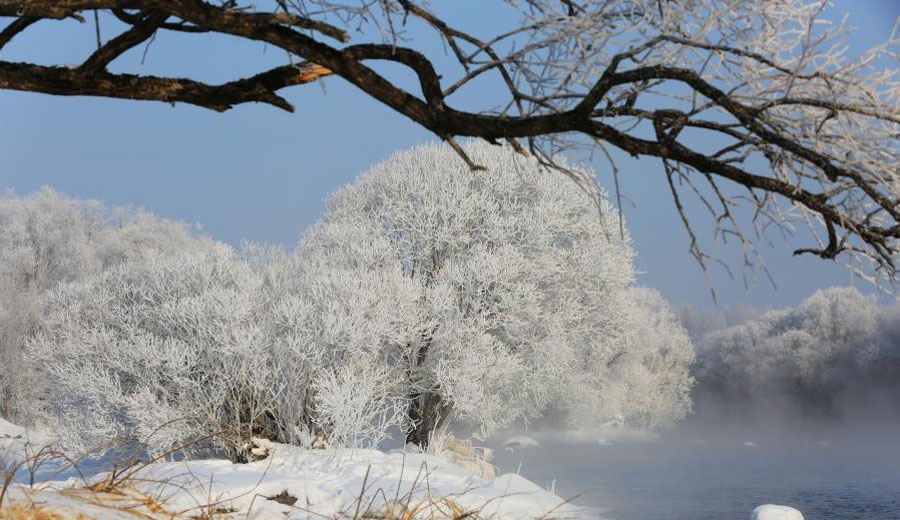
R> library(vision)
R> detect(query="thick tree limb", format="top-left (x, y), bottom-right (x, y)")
top-left (0, 60), bottom-right (331, 111)
top-left (0, 0), bottom-right (348, 42)
top-left (0, 1), bottom-right (131, 19)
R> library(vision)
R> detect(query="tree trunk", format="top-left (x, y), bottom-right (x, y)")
top-left (405, 392), bottom-right (451, 450)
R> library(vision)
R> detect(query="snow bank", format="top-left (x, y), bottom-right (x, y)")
top-left (34, 444), bottom-right (588, 519)
top-left (0, 417), bottom-right (25, 438)
top-left (751, 504), bottom-right (804, 520)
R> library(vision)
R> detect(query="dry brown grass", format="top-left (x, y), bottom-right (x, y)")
top-left (0, 484), bottom-right (177, 520)
top-left (0, 503), bottom-right (64, 520)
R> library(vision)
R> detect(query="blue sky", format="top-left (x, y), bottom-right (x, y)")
top-left (1, 1), bottom-right (898, 309)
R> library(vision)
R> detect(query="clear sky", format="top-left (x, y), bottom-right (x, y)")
top-left (1, 1), bottom-right (898, 309)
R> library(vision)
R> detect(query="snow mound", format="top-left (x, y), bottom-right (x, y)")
top-left (40, 444), bottom-right (587, 519)
top-left (503, 436), bottom-right (540, 450)
top-left (743, 441), bottom-right (759, 448)
top-left (751, 504), bottom-right (804, 520)
top-left (0, 417), bottom-right (25, 438)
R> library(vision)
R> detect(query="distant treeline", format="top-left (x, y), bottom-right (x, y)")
top-left (681, 288), bottom-right (900, 425)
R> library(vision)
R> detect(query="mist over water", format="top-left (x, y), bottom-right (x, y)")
top-left (490, 420), bottom-right (900, 520)
top-left (488, 287), bottom-right (900, 520)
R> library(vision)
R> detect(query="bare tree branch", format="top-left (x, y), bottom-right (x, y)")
top-left (0, 15), bottom-right (38, 51)
top-left (80, 10), bottom-right (169, 74)
top-left (1, 0), bottom-right (898, 293)
top-left (0, 60), bottom-right (331, 111)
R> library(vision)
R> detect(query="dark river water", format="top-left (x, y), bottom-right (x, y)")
top-left (489, 429), bottom-right (900, 520)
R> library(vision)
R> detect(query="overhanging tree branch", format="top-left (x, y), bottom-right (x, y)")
top-left (0, 60), bottom-right (331, 111)
top-left (1, 0), bottom-right (899, 293)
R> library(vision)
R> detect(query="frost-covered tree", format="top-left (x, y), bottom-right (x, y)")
top-left (300, 141), bottom-right (692, 447)
top-left (0, 187), bottom-right (208, 421)
top-left (693, 286), bottom-right (900, 421)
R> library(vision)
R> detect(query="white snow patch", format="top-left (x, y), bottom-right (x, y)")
top-left (0, 417), bottom-right (25, 438)
top-left (750, 504), bottom-right (804, 520)
top-left (743, 441), bottom-right (759, 448)
top-left (0, 418), bottom-right (51, 468)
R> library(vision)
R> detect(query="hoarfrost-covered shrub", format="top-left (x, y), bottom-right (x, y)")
top-left (27, 245), bottom-right (276, 459)
top-left (0, 187), bottom-right (207, 422)
top-left (276, 221), bottom-right (424, 449)
top-left (617, 287), bottom-right (695, 430)
top-left (569, 287), bottom-right (695, 431)
top-left (28, 240), bottom-right (414, 458)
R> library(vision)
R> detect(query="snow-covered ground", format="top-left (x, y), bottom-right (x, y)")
top-left (4, 421), bottom-right (815, 520)
top-left (0, 417), bottom-right (24, 438)
top-left (3, 440), bottom-right (591, 519)
top-left (1, 417), bottom-right (32, 466)
top-left (1, 417), bottom-right (54, 474)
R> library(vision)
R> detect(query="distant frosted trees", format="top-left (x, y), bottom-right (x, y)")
top-left (693, 287), bottom-right (900, 421)
top-left (15, 143), bottom-right (696, 457)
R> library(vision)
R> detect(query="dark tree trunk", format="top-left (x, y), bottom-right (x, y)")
top-left (405, 391), bottom-right (451, 450)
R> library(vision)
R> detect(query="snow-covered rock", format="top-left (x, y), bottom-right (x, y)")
top-left (503, 436), bottom-right (540, 451)
top-left (240, 436), bottom-right (276, 461)
top-left (751, 504), bottom-right (804, 520)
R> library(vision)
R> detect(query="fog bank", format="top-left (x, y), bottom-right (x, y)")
top-left (681, 287), bottom-right (900, 429)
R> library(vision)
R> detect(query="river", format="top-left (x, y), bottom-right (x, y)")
top-left (490, 427), bottom-right (900, 520)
